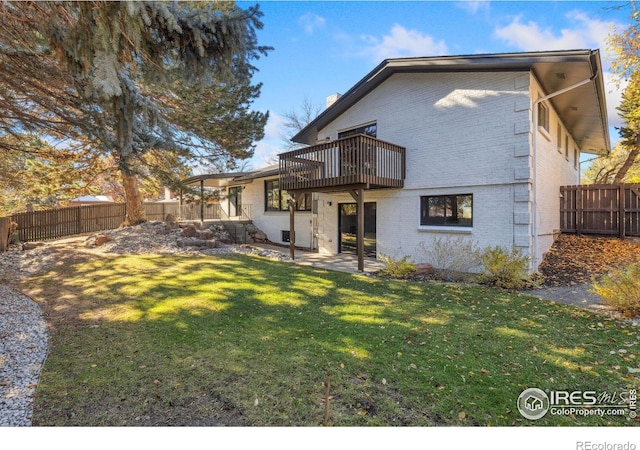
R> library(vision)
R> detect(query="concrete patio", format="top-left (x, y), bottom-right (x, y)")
top-left (251, 243), bottom-right (385, 275)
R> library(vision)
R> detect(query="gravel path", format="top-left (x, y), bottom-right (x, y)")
top-left (0, 285), bottom-right (48, 426)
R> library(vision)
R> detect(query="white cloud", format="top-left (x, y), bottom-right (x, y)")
top-left (250, 113), bottom-right (287, 169)
top-left (604, 71), bottom-right (627, 130)
top-left (263, 111), bottom-right (286, 140)
top-left (493, 11), bottom-right (617, 61)
top-left (360, 24), bottom-right (448, 61)
top-left (456, 0), bottom-right (490, 15)
top-left (299, 12), bottom-right (326, 35)
top-left (251, 139), bottom-right (282, 169)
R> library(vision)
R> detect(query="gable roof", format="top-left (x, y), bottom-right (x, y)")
top-left (292, 49), bottom-right (610, 155)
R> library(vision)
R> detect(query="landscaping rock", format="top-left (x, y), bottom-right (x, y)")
top-left (94, 235), bottom-right (112, 246)
top-left (181, 225), bottom-right (197, 238)
top-left (197, 230), bottom-right (214, 240)
top-left (165, 213), bottom-right (177, 223)
top-left (253, 231), bottom-right (267, 242)
top-left (415, 263), bottom-right (433, 275)
top-left (177, 238), bottom-right (218, 249)
top-left (22, 242), bottom-right (45, 251)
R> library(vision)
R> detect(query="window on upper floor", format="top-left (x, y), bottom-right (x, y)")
top-left (264, 180), bottom-right (311, 212)
top-left (557, 124), bottom-right (563, 153)
top-left (538, 103), bottom-right (549, 133)
top-left (574, 147), bottom-right (579, 170)
top-left (565, 135), bottom-right (570, 161)
top-left (420, 194), bottom-right (473, 227)
top-left (338, 122), bottom-right (377, 139)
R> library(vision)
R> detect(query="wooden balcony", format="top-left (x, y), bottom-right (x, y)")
top-left (279, 135), bottom-right (406, 192)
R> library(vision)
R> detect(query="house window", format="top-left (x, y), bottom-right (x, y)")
top-left (574, 147), bottom-right (579, 170)
top-left (538, 103), bottom-right (549, 132)
top-left (565, 135), bottom-right (569, 161)
top-left (557, 124), bottom-right (562, 153)
top-left (420, 194), bottom-right (473, 227)
top-left (265, 180), bottom-right (311, 212)
top-left (338, 122), bottom-right (377, 139)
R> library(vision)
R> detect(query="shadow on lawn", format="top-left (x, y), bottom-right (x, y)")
top-left (23, 252), bottom-right (640, 426)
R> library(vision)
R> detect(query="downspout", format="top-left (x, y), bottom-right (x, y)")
top-left (531, 69), bottom-right (597, 269)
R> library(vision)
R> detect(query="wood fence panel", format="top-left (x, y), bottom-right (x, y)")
top-left (171, 203), bottom-right (221, 221)
top-left (560, 183), bottom-right (640, 237)
top-left (583, 185), bottom-right (618, 235)
top-left (13, 207), bottom-right (81, 242)
top-left (625, 186), bottom-right (640, 236)
top-left (10, 204), bottom-right (124, 243)
top-left (80, 204), bottom-right (126, 233)
top-left (2, 201), bottom-right (225, 246)
top-left (143, 202), bottom-right (167, 221)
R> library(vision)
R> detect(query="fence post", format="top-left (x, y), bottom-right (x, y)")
top-left (77, 206), bottom-right (83, 234)
top-left (0, 217), bottom-right (10, 252)
top-left (576, 185), bottom-right (583, 235)
top-left (619, 184), bottom-right (626, 239)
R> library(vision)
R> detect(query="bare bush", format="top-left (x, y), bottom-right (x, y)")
top-left (416, 235), bottom-right (480, 281)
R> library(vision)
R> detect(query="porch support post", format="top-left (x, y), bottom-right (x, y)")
top-left (348, 188), bottom-right (365, 272)
top-left (200, 179), bottom-right (204, 224)
top-left (289, 196), bottom-right (296, 260)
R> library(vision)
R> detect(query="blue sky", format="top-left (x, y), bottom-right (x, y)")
top-left (236, 1), bottom-right (632, 169)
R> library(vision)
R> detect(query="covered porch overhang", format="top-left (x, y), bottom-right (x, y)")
top-left (179, 172), bottom-right (253, 222)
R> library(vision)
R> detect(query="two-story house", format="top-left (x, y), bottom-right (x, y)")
top-left (189, 49), bottom-right (610, 272)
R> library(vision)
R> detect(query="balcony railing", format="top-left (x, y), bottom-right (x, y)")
top-left (279, 134), bottom-right (406, 192)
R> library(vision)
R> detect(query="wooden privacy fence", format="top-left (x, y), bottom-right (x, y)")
top-left (560, 183), bottom-right (640, 237)
top-left (3, 201), bottom-right (222, 244)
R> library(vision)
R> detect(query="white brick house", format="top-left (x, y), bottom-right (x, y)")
top-left (195, 50), bottom-right (610, 272)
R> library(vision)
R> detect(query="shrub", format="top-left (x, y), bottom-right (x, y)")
top-left (416, 236), bottom-right (480, 281)
top-left (592, 264), bottom-right (640, 318)
top-left (378, 254), bottom-right (416, 279)
top-left (478, 246), bottom-right (536, 290)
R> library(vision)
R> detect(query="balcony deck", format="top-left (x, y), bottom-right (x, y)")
top-left (279, 135), bottom-right (406, 192)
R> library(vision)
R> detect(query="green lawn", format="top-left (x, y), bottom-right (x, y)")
top-left (25, 253), bottom-right (639, 426)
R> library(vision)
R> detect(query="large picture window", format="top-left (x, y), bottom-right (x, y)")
top-left (420, 194), bottom-right (473, 227)
top-left (265, 180), bottom-right (311, 212)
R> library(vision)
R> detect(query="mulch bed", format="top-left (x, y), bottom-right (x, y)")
top-left (538, 234), bottom-right (640, 286)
